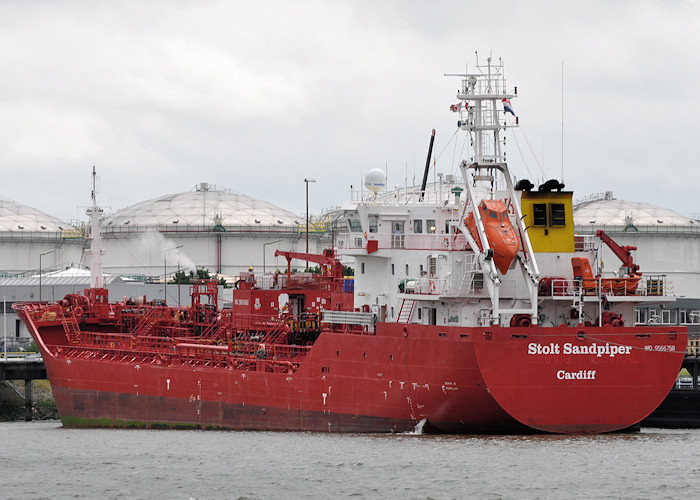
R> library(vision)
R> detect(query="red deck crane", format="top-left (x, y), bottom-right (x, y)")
top-left (596, 230), bottom-right (641, 276)
top-left (274, 249), bottom-right (345, 280)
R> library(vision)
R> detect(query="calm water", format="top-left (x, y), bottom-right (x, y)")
top-left (1, 421), bottom-right (700, 499)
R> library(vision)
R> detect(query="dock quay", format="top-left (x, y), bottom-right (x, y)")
top-left (0, 356), bottom-right (47, 421)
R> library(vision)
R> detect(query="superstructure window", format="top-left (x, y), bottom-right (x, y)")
top-left (427, 219), bottom-right (436, 233)
top-left (348, 219), bottom-right (362, 232)
top-left (533, 204), bottom-right (547, 226)
top-left (680, 309), bottom-right (700, 325)
top-left (414, 219), bottom-right (423, 233)
top-left (661, 309), bottom-right (677, 325)
top-left (368, 215), bottom-right (378, 233)
top-left (635, 308), bottom-right (647, 325)
top-left (647, 308), bottom-right (660, 324)
top-left (550, 203), bottom-right (566, 226)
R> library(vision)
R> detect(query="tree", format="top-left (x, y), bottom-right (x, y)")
top-left (169, 269), bottom-right (229, 288)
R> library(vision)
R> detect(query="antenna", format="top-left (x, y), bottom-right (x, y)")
top-left (561, 61), bottom-right (564, 182)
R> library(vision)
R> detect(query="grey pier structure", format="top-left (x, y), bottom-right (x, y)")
top-left (0, 357), bottom-right (47, 420)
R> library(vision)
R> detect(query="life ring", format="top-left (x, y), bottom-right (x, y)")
top-left (429, 280), bottom-right (436, 293)
top-left (74, 306), bottom-right (83, 317)
top-left (443, 237), bottom-right (449, 249)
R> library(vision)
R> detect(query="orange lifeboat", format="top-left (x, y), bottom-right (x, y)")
top-left (571, 257), bottom-right (642, 296)
top-left (465, 199), bottom-right (520, 274)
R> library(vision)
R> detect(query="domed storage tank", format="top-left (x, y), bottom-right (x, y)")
top-left (98, 183), bottom-right (323, 279)
top-left (0, 197), bottom-right (83, 276)
top-left (573, 193), bottom-right (700, 299)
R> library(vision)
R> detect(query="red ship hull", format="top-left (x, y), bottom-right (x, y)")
top-left (18, 306), bottom-right (685, 434)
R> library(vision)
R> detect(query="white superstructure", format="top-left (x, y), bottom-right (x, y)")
top-left (337, 57), bottom-right (541, 328)
top-left (334, 56), bottom-right (676, 332)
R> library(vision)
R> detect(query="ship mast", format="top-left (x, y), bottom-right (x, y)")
top-left (87, 166), bottom-right (105, 289)
top-left (449, 56), bottom-right (540, 326)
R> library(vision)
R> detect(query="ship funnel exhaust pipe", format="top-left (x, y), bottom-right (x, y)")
top-left (419, 129), bottom-right (436, 201)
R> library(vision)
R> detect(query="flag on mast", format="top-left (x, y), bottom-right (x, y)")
top-left (502, 98), bottom-right (515, 116)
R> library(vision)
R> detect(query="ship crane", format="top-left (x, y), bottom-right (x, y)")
top-left (596, 230), bottom-right (641, 276)
top-left (274, 249), bottom-right (344, 280)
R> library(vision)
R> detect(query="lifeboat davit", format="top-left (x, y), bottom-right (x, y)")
top-left (466, 199), bottom-right (519, 274)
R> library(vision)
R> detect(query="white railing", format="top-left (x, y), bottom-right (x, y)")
top-left (397, 277), bottom-right (446, 295)
top-left (539, 275), bottom-right (673, 298)
top-left (336, 232), bottom-right (470, 252)
top-left (321, 310), bottom-right (375, 326)
top-left (395, 275), bottom-right (517, 298)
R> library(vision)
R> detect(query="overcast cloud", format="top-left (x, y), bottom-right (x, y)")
top-left (1, 0), bottom-right (698, 222)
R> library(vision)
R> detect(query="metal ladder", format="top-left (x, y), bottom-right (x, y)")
top-left (132, 308), bottom-right (159, 337)
top-left (396, 299), bottom-right (415, 323)
top-left (261, 319), bottom-right (290, 345)
top-left (60, 308), bottom-right (81, 344)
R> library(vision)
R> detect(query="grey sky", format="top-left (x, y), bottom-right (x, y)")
top-left (1, 0), bottom-right (698, 222)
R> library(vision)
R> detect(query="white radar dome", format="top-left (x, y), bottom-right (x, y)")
top-left (364, 169), bottom-right (386, 194)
